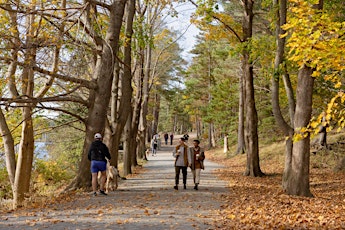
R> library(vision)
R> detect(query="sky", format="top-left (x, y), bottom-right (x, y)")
top-left (164, 2), bottom-right (200, 61)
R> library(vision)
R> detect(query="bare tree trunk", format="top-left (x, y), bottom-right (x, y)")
top-left (106, 60), bottom-right (121, 168)
top-left (123, 0), bottom-right (136, 174)
top-left (243, 51), bottom-right (263, 177)
top-left (224, 135), bottom-right (228, 153)
top-left (13, 10), bottom-right (37, 206)
top-left (236, 72), bottom-right (245, 154)
top-left (133, 47), bottom-right (146, 159)
top-left (270, 0), bottom-right (296, 190)
top-left (242, 0), bottom-right (263, 177)
top-left (1, 6), bottom-right (18, 184)
top-left (285, 66), bottom-right (314, 197)
top-left (68, 0), bottom-right (127, 190)
top-left (0, 109), bottom-right (16, 187)
top-left (138, 33), bottom-right (152, 153)
top-left (132, 72), bottom-right (143, 161)
top-left (152, 92), bottom-right (160, 135)
top-left (123, 110), bottom-right (133, 176)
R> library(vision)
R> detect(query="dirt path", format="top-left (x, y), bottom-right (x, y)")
top-left (1, 142), bottom-right (229, 230)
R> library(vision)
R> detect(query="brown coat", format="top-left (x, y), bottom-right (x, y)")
top-left (174, 143), bottom-right (189, 167)
top-left (189, 147), bottom-right (205, 170)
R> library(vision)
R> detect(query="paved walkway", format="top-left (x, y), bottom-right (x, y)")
top-left (1, 143), bottom-right (229, 230)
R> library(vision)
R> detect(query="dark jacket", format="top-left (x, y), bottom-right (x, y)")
top-left (88, 140), bottom-right (111, 162)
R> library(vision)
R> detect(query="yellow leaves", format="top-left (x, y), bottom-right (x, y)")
top-left (334, 82), bottom-right (342, 89)
top-left (227, 214), bottom-right (236, 220)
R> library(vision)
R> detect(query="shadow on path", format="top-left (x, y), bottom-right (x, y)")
top-left (0, 141), bottom-right (229, 230)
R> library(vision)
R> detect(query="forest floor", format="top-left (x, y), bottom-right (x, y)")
top-left (1, 133), bottom-right (345, 229)
top-left (0, 135), bottom-right (229, 230)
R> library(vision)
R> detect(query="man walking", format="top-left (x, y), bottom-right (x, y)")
top-left (170, 133), bottom-right (174, 145)
top-left (88, 133), bottom-right (111, 196)
top-left (173, 137), bottom-right (191, 190)
top-left (164, 133), bottom-right (169, 145)
top-left (189, 139), bottom-right (205, 190)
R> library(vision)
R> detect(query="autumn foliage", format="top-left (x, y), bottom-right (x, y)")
top-left (207, 139), bottom-right (345, 229)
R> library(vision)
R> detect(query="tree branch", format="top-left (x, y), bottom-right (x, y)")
top-left (188, 0), bottom-right (243, 42)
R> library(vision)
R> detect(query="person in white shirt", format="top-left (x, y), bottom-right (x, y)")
top-left (173, 137), bottom-right (192, 190)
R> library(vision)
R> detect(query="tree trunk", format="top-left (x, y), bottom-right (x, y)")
top-left (13, 12), bottom-right (36, 206)
top-left (106, 60), bottom-right (121, 168)
top-left (270, 0), bottom-right (296, 190)
top-left (1, 7), bottom-right (18, 182)
top-left (123, 110), bottom-right (133, 176)
top-left (67, 0), bottom-right (127, 190)
top-left (131, 68), bottom-right (143, 162)
top-left (107, 0), bottom-right (135, 168)
top-left (285, 66), bottom-right (314, 197)
top-left (0, 109), bottom-right (16, 187)
top-left (243, 51), bottom-right (263, 177)
top-left (14, 107), bottom-right (35, 208)
top-left (122, 0), bottom-right (136, 175)
top-left (242, 0), bottom-right (263, 177)
top-left (236, 71), bottom-right (245, 154)
top-left (152, 92), bottom-right (160, 135)
top-left (138, 34), bottom-right (152, 154)
top-left (224, 135), bottom-right (228, 154)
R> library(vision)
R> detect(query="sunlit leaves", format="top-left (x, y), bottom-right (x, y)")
top-left (282, 0), bottom-right (345, 81)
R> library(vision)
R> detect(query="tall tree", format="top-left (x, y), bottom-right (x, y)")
top-left (189, 0), bottom-right (263, 175)
top-left (68, 0), bottom-right (127, 190)
top-left (270, 0), bottom-right (296, 191)
top-left (282, 0), bottom-right (345, 196)
top-left (122, 0), bottom-right (135, 176)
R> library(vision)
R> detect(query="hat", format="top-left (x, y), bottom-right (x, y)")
top-left (94, 133), bottom-right (102, 139)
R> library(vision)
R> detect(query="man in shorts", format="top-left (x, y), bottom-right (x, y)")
top-left (88, 133), bottom-right (111, 196)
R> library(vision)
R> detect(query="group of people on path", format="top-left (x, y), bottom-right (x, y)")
top-left (173, 136), bottom-right (205, 191)
top-left (151, 132), bottom-right (174, 156)
top-left (88, 132), bottom-right (205, 196)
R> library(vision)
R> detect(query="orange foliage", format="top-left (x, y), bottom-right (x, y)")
top-left (207, 149), bottom-right (345, 229)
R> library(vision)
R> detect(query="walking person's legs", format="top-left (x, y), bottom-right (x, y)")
top-left (91, 172), bottom-right (98, 195)
top-left (192, 169), bottom-right (196, 184)
top-left (194, 168), bottom-right (201, 190)
top-left (182, 166), bottom-right (187, 189)
top-left (174, 166), bottom-right (181, 190)
top-left (99, 170), bottom-right (107, 194)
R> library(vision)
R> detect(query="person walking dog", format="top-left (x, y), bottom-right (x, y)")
top-left (88, 133), bottom-right (111, 196)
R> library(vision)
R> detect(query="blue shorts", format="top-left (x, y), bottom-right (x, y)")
top-left (91, 160), bottom-right (106, 173)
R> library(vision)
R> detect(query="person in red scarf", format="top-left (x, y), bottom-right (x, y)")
top-left (189, 139), bottom-right (205, 190)
top-left (173, 137), bottom-right (192, 190)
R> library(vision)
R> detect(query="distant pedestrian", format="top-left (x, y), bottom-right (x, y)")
top-left (164, 133), bottom-right (169, 145)
top-left (151, 135), bottom-right (158, 156)
top-left (189, 139), bottom-right (205, 190)
top-left (153, 133), bottom-right (161, 150)
top-left (88, 133), bottom-right (111, 196)
top-left (170, 133), bottom-right (174, 145)
top-left (173, 137), bottom-right (191, 190)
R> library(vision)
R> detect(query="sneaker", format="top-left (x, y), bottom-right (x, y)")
top-left (173, 185), bottom-right (178, 190)
top-left (99, 190), bottom-right (107, 196)
top-left (93, 192), bottom-right (97, 196)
